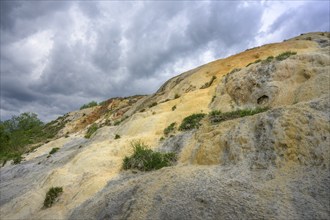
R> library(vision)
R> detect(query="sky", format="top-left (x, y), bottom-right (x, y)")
top-left (1, 1), bottom-right (329, 122)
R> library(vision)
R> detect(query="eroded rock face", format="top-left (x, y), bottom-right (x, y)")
top-left (214, 49), bottom-right (330, 110)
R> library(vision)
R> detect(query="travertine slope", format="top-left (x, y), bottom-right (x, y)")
top-left (1, 32), bottom-right (329, 220)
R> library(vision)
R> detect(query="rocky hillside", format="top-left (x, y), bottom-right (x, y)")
top-left (1, 32), bottom-right (329, 220)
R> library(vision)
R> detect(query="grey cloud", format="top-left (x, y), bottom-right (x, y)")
top-left (93, 26), bottom-right (122, 73)
top-left (1, 1), bottom-right (329, 122)
top-left (0, 1), bottom-right (72, 44)
top-left (269, 1), bottom-right (329, 38)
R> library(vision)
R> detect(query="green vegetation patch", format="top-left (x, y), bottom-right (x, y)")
top-left (200, 76), bottom-right (217, 89)
top-left (43, 187), bottom-right (63, 208)
top-left (179, 113), bottom-right (206, 131)
top-left (209, 108), bottom-right (269, 124)
top-left (149, 102), bottom-right (158, 108)
top-left (262, 56), bottom-right (274, 64)
top-left (115, 134), bottom-right (121, 139)
top-left (122, 141), bottom-right (176, 171)
top-left (84, 123), bottom-right (98, 139)
top-left (49, 147), bottom-right (59, 155)
top-left (275, 51), bottom-right (297, 61)
top-left (164, 122), bottom-right (176, 136)
top-left (80, 101), bottom-right (98, 110)
top-left (0, 112), bottom-right (70, 163)
top-left (246, 51), bottom-right (296, 67)
top-left (12, 155), bottom-right (23, 165)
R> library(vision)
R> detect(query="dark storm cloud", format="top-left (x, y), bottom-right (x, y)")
top-left (0, 1), bottom-right (72, 44)
top-left (1, 1), bottom-right (329, 121)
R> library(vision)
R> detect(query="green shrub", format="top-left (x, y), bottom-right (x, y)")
top-left (149, 102), bottom-right (158, 108)
top-left (164, 122), bottom-right (176, 136)
top-left (246, 59), bottom-right (262, 67)
top-left (49, 147), bottom-right (59, 155)
top-left (209, 110), bottom-right (223, 123)
top-left (12, 155), bottom-right (23, 164)
top-left (174, 94), bottom-right (180, 99)
top-left (84, 124), bottom-right (98, 138)
top-left (99, 100), bottom-right (108, 106)
top-left (179, 113), bottom-right (206, 131)
top-left (115, 134), bottom-right (121, 139)
top-left (122, 141), bottom-right (176, 171)
top-left (43, 187), bottom-right (63, 208)
top-left (80, 101), bottom-right (98, 110)
top-left (200, 76), bottom-right (217, 89)
top-left (209, 108), bottom-right (269, 124)
top-left (275, 51), bottom-right (297, 61)
top-left (172, 105), bottom-right (177, 111)
top-left (262, 56), bottom-right (274, 64)
top-left (211, 95), bottom-right (216, 103)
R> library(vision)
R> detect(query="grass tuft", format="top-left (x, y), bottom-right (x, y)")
top-left (80, 101), bottom-right (98, 110)
top-left (275, 51), bottom-right (297, 61)
top-left (49, 147), bottom-right (59, 155)
top-left (149, 102), bottom-right (158, 108)
top-left (179, 113), bottom-right (206, 131)
top-left (200, 76), bottom-right (217, 89)
top-left (84, 123), bottom-right (98, 139)
top-left (209, 108), bottom-right (269, 124)
top-left (164, 122), bottom-right (176, 136)
top-left (122, 141), bottom-right (176, 171)
top-left (43, 187), bottom-right (63, 208)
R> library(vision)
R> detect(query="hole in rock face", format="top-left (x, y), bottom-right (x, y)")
top-left (257, 95), bottom-right (269, 105)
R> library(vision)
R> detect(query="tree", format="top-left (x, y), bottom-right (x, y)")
top-left (0, 112), bottom-right (44, 162)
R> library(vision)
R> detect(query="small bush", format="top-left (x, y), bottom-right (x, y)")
top-left (115, 134), bottom-right (121, 139)
top-left (12, 155), bottom-right (23, 164)
top-left (149, 102), bottom-right (158, 108)
top-left (43, 187), bottom-right (63, 208)
top-left (275, 51), bottom-right (297, 61)
top-left (164, 122), bottom-right (176, 136)
top-left (179, 113), bottom-right (206, 131)
top-left (209, 108), bottom-right (269, 124)
top-left (174, 94), bottom-right (180, 99)
top-left (211, 96), bottom-right (216, 103)
top-left (209, 110), bottom-right (223, 123)
top-left (246, 59), bottom-right (262, 67)
top-left (49, 147), bottom-right (59, 155)
top-left (200, 76), bottom-right (217, 89)
top-left (262, 56), bottom-right (274, 64)
top-left (172, 105), bottom-right (176, 111)
top-left (80, 101), bottom-right (98, 110)
top-left (99, 100), bottom-right (108, 106)
top-left (140, 109), bottom-right (145, 112)
top-left (85, 123), bottom-right (98, 138)
top-left (122, 141), bottom-right (176, 171)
